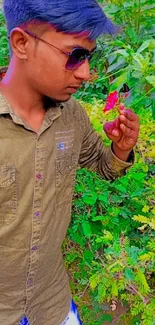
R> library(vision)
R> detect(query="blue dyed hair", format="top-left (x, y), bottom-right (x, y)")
top-left (3, 0), bottom-right (119, 39)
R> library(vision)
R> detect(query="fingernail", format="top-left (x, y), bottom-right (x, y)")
top-left (112, 130), bottom-right (119, 136)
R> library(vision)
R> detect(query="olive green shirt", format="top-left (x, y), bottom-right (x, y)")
top-left (0, 92), bottom-right (133, 325)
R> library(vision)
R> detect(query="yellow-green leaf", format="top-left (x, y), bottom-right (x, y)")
top-left (111, 281), bottom-right (118, 297)
top-left (139, 253), bottom-right (153, 261)
top-left (136, 269), bottom-right (150, 294)
top-left (142, 206), bottom-right (150, 213)
top-left (133, 215), bottom-right (149, 224)
top-left (90, 273), bottom-right (100, 290)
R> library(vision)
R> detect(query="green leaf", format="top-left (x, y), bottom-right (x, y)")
top-left (131, 173), bottom-right (146, 181)
top-left (137, 40), bottom-right (155, 53)
top-left (145, 76), bottom-right (155, 87)
top-left (103, 230), bottom-right (113, 242)
top-left (142, 205), bottom-right (150, 213)
top-left (110, 72), bottom-right (128, 92)
top-left (113, 49), bottom-right (129, 58)
top-left (82, 222), bottom-right (92, 237)
top-left (114, 184), bottom-right (127, 193)
top-left (98, 284), bottom-right (106, 303)
top-left (83, 193), bottom-right (98, 205)
top-left (139, 253), bottom-right (154, 261)
top-left (111, 195), bottom-right (122, 203)
top-left (133, 215), bottom-right (149, 224)
top-left (70, 232), bottom-right (84, 247)
top-left (107, 58), bottom-right (125, 73)
top-left (90, 273), bottom-right (100, 290)
top-left (135, 269), bottom-right (150, 294)
top-left (111, 280), bottom-right (118, 297)
top-left (124, 268), bottom-right (135, 281)
top-left (83, 250), bottom-right (94, 263)
top-left (98, 193), bottom-right (109, 204)
top-left (92, 215), bottom-right (105, 221)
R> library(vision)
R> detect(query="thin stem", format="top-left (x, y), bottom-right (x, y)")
top-left (97, 67), bottom-right (128, 82)
top-left (127, 283), bottom-right (149, 305)
top-left (78, 283), bottom-right (89, 298)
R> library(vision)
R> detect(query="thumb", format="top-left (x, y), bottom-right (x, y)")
top-left (104, 118), bottom-right (120, 136)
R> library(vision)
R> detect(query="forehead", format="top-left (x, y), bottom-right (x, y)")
top-left (72, 33), bottom-right (97, 51)
top-left (45, 28), bottom-right (97, 51)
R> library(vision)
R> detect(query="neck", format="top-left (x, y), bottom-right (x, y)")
top-left (0, 60), bottom-right (57, 116)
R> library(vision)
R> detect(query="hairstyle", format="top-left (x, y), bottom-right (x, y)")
top-left (3, 0), bottom-right (119, 39)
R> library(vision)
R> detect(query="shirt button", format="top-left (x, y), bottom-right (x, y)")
top-left (32, 245), bottom-right (39, 251)
top-left (36, 174), bottom-right (42, 180)
top-left (28, 279), bottom-right (33, 287)
top-left (35, 211), bottom-right (40, 217)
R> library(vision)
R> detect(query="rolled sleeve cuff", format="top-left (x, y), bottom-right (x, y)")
top-left (107, 145), bottom-right (135, 175)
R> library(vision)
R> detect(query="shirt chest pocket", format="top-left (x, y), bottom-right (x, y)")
top-left (0, 165), bottom-right (17, 225)
top-left (56, 152), bottom-right (78, 206)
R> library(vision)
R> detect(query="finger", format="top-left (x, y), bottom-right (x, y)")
top-left (104, 118), bottom-right (120, 134)
top-left (104, 120), bottom-right (121, 139)
top-left (119, 114), bottom-right (139, 131)
top-left (120, 109), bottom-right (139, 123)
top-left (111, 129), bottom-right (120, 137)
top-left (104, 126), bottom-right (120, 137)
top-left (120, 123), bottom-right (136, 137)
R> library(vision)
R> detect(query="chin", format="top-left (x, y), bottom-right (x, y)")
top-left (55, 94), bottom-right (72, 102)
top-left (62, 94), bottom-right (72, 102)
top-left (43, 93), bottom-right (71, 107)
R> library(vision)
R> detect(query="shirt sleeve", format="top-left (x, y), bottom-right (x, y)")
top-left (78, 106), bottom-right (135, 181)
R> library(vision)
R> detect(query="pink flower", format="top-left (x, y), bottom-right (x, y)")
top-left (107, 91), bottom-right (119, 105)
top-left (103, 102), bottom-right (114, 112)
top-left (103, 91), bottom-right (119, 113)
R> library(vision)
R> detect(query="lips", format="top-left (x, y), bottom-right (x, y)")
top-left (69, 85), bottom-right (81, 89)
top-left (67, 87), bottom-right (79, 94)
top-left (66, 85), bottom-right (81, 94)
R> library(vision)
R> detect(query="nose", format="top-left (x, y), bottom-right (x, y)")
top-left (74, 59), bottom-right (91, 82)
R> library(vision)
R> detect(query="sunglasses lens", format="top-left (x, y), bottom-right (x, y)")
top-left (66, 48), bottom-right (91, 70)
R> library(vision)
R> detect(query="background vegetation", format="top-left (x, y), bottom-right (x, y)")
top-left (0, 1), bottom-right (155, 323)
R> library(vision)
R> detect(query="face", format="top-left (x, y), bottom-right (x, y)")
top-left (12, 27), bottom-right (96, 102)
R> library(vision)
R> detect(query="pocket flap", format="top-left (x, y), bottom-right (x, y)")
top-left (0, 166), bottom-right (16, 187)
top-left (56, 152), bottom-right (78, 174)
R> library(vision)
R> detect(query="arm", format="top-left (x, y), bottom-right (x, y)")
top-left (78, 108), bottom-right (135, 181)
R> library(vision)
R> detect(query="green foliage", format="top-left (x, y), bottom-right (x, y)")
top-left (74, 0), bottom-right (155, 119)
top-left (63, 102), bottom-right (155, 324)
top-left (101, 0), bottom-right (155, 42)
top-left (0, 11), bottom-right (9, 66)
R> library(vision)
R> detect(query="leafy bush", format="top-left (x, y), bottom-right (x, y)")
top-left (0, 11), bottom-right (9, 66)
top-left (75, 0), bottom-right (155, 119)
top-left (64, 102), bottom-right (155, 324)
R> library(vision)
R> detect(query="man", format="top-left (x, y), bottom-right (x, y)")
top-left (0, 0), bottom-right (139, 324)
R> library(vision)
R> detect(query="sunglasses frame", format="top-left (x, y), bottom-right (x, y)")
top-left (22, 29), bottom-right (96, 70)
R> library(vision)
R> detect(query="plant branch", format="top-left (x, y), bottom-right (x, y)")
top-left (127, 283), bottom-right (149, 305)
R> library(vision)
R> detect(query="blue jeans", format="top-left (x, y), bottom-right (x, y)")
top-left (19, 300), bottom-right (82, 325)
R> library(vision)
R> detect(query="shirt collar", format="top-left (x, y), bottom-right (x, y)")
top-left (0, 91), bottom-right (13, 115)
top-left (0, 90), bottom-right (64, 118)
top-left (0, 66), bottom-right (65, 115)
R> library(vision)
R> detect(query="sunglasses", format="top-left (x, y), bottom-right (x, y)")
top-left (23, 30), bottom-right (97, 70)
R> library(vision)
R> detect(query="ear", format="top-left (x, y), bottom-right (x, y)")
top-left (9, 28), bottom-right (31, 60)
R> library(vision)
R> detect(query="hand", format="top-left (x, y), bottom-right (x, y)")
top-left (104, 109), bottom-right (140, 160)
